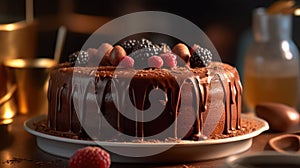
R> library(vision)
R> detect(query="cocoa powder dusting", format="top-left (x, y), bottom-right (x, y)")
top-left (34, 117), bottom-right (262, 142)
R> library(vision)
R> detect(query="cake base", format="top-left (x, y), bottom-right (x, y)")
top-left (34, 115), bottom-right (262, 141)
top-left (24, 114), bottom-right (269, 163)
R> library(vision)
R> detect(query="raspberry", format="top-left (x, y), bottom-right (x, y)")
top-left (160, 52), bottom-right (177, 68)
top-left (118, 56), bottom-right (134, 68)
top-left (69, 146), bottom-right (111, 168)
top-left (148, 55), bottom-right (163, 68)
top-left (130, 46), bottom-right (162, 68)
top-left (190, 46), bottom-right (212, 68)
top-left (68, 50), bottom-right (89, 66)
top-left (119, 38), bottom-right (169, 68)
top-left (190, 44), bottom-right (200, 55)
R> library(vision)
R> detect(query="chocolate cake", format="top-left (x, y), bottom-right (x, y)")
top-left (46, 38), bottom-right (242, 141)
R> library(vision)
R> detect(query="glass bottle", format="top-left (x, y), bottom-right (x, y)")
top-left (243, 8), bottom-right (299, 111)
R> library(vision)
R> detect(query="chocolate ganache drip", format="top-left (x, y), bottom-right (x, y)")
top-left (47, 63), bottom-right (242, 141)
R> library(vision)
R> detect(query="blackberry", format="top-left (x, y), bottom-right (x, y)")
top-left (119, 39), bottom-right (138, 54)
top-left (190, 46), bottom-right (212, 68)
top-left (132, 38), bottom-right (154, 52)
top-left (119, 38), bottom-right (154, 54)
top-left (68, 50), bottom-right (89, 66)
top-left (119, 38), bottom-right (169, 68)
top-left (130, 45), bottom-right (163, 68)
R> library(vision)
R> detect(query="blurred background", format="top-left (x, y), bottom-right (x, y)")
top-left (1, 0), bottom-right (300, 70)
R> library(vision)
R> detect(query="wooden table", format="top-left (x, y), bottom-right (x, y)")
top-left (0, 114), bottom-right (290, 168)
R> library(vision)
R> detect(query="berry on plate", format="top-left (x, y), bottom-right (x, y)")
top-left (69, 146), bottom-right (111, 168)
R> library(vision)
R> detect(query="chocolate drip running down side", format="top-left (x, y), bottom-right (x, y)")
top-left (47, 63), bottom-right (242, 141)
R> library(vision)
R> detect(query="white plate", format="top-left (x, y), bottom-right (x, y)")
top-left (24, 114), bottom-right (269, 163)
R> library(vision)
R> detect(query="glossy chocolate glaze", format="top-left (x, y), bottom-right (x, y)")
top-left (47, 62), bottom-right (242, 141)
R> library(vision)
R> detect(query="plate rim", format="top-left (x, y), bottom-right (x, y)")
top-left (23, 114), bottom-right (269, 147)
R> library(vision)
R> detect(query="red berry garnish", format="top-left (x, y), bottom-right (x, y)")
top-left (69, 146), bottom-right (111, 168)
top-left (148, 55), bottom-right (163, 68)
top-left (160, 52), bottom-right (177, 68)
top-left (118, 56), bottom-right (134, 68)
top-left (190, 44), bottom-right (200, 54)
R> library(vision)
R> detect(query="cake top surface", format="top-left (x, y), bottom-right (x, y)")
top-left (64, 36), bottom-right (215, 70)
top-left (55, 36), bottom-right (240, 84)
top-left (58, 65), bottom-right (209, 77)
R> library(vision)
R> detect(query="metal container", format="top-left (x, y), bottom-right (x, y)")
top-left (0, 20), bottom-right (37, 119)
